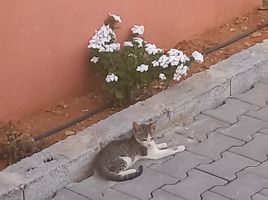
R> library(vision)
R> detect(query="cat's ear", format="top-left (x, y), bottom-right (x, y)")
top-left (149, 122), bottom-right (156, 133)
top-left (133, 122), bottom-right (140, 133)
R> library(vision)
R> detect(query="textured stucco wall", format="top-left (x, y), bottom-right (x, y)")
top-left (0, 0), bottom-right (260, 120)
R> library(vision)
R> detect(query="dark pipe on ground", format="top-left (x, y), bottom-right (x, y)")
top-left (33, 102), bottom-right (112, 141)
top-left (203, 20), bottom-right (268, 54)
top-left (33, 19), bottom-right (268, 141)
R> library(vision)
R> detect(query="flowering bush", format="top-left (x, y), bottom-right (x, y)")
top-left (88, 13), bottom-right (204, 104)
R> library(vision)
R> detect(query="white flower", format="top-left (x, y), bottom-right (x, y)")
top-left (109, 13), bottom-right (122, 23)
top-left (124, 41), bottom-right (134, 47)
top-left (159, 73), bottom-right (166, 80)
top-left (152, 60), bottom-right (159, 67)
top-left (158, 55), bottom-right (169, 68)
top-left (173, 73), bottom-right (181, 81)
top-left (105, 73), bottom-right (119, 83)
top-left (176, 64), bottom-right (188, 75)
top-left (179, 54), bottom-right (190, 63)
top-left (182, 65), bottom-right (188, 74)
top-left (131, 25), bottom-right (145, 35)
top-left (145, 44), bottom-right (163, 55)
top-left (133, 37), bottom-right (144, 47)
top-left (168, 55), bottom-right (180, 66)
top-left (168, 49), bottom-right (183, 56)
top-left (88, 24), bottom-right (118, 52)
top-left (90, 56), bottom-right (99, 63)
top-left (110, 43), bottom-right (120, 51)
top-left (136, 64), bottom-right (149, 72)
top-left (99, 42), bottom-right (120, 52)
top-left (192, 51), bottom-right (204, 63)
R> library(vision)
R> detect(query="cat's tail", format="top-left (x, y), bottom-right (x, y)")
top-left (100, 165), bottom-right (143, 182)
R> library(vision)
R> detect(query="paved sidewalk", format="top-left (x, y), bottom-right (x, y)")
top-left (52, 77), bottom-right (268, 200)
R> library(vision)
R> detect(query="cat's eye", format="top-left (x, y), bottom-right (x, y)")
top-left (142, 139), bottom-right (147, 141)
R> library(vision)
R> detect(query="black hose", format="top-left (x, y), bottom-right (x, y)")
top-left (33, 20), bottom-right (268, 141)
top-left (203, 20), bottom-right (268, 54)
top-left (33, 102), bottom-right (112, 141)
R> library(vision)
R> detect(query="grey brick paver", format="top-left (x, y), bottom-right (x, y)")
top-left (230, 133), bottom-right (268, 162)
top-left (150, 151), bottom-right (211, 179)
top-left (175, 114), bottom-right (229, 142)
top-left (261, 128), bottom-right (268, 135)
top-left (252, 189), bottom-right (268, 200)
top-left (112, 167), bottom-right (177, 200)
top-left (245, 161), bottom-right (268, 179)
top-left (197, 151), bottom-right (259, 181)
top-left (151, 189), bottom-right (185, 200)
top-left (260, 77), bottom-right (268, 85)
top-left (260, 189), bottom-right (268, 196)
top-left (52, 188), bottom-right (91, 200)
top-left (201, 191), bottom-right (231, 200)
top-left (217, 115), bottom-right (268, 142)
top-left (248, 106), bottom-right (268, 122)
top-left (65, 175), bottom-right (116, 200)
top-left (157, 127), bottom-right (198, 147)
top-left (101, 189), bottom-right (139, 200)
top-left (203, 99), bottom-right (259, 124)
top-left (187, 131), bottom-right (244, 160)
top-left (212, 171), bottom-right (268, 200)
top-left (162, 169), bottom-right (227, 200)
top-left (233, 83), bottom-right (268, 107)
top-left (252, 193), bottom-right (268, 200)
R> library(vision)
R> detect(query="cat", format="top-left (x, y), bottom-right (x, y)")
top-left (94, 122), bottom-right (185, 181)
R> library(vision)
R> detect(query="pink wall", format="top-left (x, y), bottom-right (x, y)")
top-left (0, 0), bottom-right (260, 121)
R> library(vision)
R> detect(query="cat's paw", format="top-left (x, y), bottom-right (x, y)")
top-left (156, 143), bottom-right (168, 150)
top-left (173, 145), bottom-right (185, 153)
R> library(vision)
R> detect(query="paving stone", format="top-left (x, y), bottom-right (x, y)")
top-left (201, 191), bottom-right (230, 200)
top-left (52, 188), bottom-right (91, 200)
top-left (247, 106), bottom-right (268, 122)
top-left (197, 151), bottom-right (259, 181)
top-left (245, 161), bottom-right (268, 179)
top-left (151, 189), bottom-right (185, 200)
top-left (253, 189), bottom-right (268, 200)
top-left (233, 83), bottom-right (268, 107)
top-left (150, 151), bottom-right (211, 179)
top-left (217, 115), bottom-right (268, 142)
top-left (187, 132), bottom-right (244, 160)
top-left (157, 127), bottom-right (198, 147)
top-left (162, 169), bottom-right (227, 200)
top-left (112, 167), bottom-right (177, 200)
top-left (175, 114), bottom-right (229, 142)
top-left (260, 128), bottom-right (268, 135)
top-left (260, 77), bottom-right (268, 85)
top-left (100, 189), bottom-right (139, 200)
top-left (230, 133), bottom-right (268, 162)
top-left (252, 193), bottom-right (268, 200)
top-left (136, 155), bottom-right (173, 169)
top-left (260, 189), bottom-right (268, 196)
top-left (66, 175), bottom-right (116, 200)
top-left (212, 171), bottom-right (268, 200)
top-left (203, 99), bottom-right (259, 124)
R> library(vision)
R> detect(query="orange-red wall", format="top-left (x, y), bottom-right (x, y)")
top-left (0, 0), bottom-right (260, 121)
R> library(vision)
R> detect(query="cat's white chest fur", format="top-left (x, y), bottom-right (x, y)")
top-left (120, 156), bottom-right (140, 169)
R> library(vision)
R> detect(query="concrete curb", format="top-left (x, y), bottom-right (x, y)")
top-left (1, 40), bottom-right (268, 200)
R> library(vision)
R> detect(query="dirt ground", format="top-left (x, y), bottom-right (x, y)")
top-left (1, 9), bottom-right (268, 170)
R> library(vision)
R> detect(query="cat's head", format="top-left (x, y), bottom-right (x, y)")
top-left (132, 122), bottom-right (156, 147)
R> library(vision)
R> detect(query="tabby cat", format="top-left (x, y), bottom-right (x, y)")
top-left (94, 122), bottom-right (185, 181)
